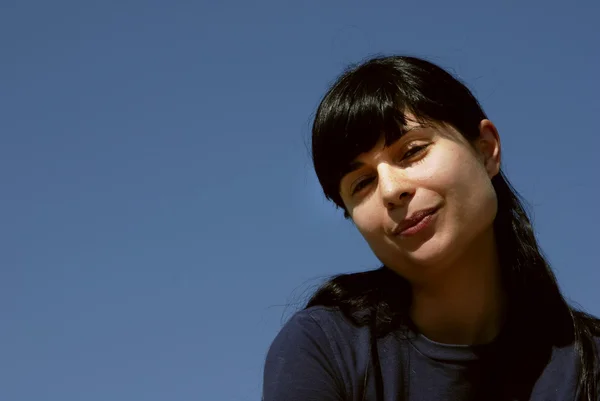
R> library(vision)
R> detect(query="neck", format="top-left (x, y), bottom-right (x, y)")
top-left (409, 229), bottom-right (506, 345)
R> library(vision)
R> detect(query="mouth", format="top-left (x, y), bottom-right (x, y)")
top-left (393, 207), bottom-right (439, 237)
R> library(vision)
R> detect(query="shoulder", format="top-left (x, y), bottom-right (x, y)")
top-left (530, 333), bottom-right (600, 399)
top-left (263, 306), bottom-right (373, 400)
top-left (266, 306), bottom-right (371, 366)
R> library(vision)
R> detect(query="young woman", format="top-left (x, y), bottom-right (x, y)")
top-left (262, 56), bottom-right (600, 400)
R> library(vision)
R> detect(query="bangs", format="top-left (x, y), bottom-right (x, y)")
top-left (311, 62), bottom-right (430, 209)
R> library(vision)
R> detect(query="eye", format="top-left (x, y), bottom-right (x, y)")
top-left (401, 144), bottom-right (429, 161)
top-left (350, 176), bottom-right (375, 195)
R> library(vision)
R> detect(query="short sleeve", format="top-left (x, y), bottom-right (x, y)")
top-left (263, 310), bottom-right (345, 401)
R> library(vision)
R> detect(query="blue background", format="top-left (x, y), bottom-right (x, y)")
top-left (1, 1), bottom-right (599, 400)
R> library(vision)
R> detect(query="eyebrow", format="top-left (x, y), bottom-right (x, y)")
top-left (341, 160), bottom-right (366, 179)
top-left (339, 125), bottom-right (427, 179)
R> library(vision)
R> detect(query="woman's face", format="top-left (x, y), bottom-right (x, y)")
top-left (339, 116), bottom-right (501, 283)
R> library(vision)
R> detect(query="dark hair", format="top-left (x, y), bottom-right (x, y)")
top-left (308, 56), bottom-right (600, 400)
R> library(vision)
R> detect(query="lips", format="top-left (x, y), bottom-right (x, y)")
top-left (392, 207), bottom-right (438, 236)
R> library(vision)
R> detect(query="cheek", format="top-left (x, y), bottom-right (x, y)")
top-left (351, 200), bottom-right (396, 257)
top-left (418, 145), bottom-right (498, 226)
top-left (440, 157), bottom-right (498, 227)
top-left (352, 201), bottom-right (384, 237)
top-left (417, 145), bottom-right (486, 195)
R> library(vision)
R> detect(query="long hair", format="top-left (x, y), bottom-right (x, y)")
top-left (308, 56), bottom-right (600, 400)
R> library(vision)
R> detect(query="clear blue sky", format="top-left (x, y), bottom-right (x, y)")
top-left (1, 1), bottom-right (599, 400)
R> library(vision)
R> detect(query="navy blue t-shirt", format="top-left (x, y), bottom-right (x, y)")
top-left (263, 306), bottom-right (599, 400)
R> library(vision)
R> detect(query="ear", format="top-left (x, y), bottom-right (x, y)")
top-left (476, 119), bottom-right (501, 178)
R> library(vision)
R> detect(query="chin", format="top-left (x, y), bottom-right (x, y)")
top-left (378, 234), bottom-right (458, 277)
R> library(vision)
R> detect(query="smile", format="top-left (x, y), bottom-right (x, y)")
top-left (393, 207), bottom-right (439, 237)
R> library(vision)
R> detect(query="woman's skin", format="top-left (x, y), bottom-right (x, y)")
top-left (339, 115), bottom-right (505, 345)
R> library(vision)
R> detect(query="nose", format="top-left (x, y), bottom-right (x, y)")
top-left (377, 164), bottom-right (414, 210)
